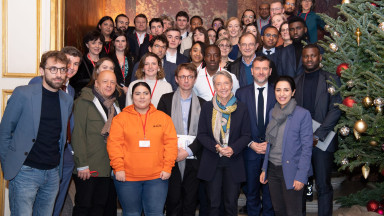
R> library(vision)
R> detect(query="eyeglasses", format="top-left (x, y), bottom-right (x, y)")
top-left (285, 2), bottom-right (295, 6)
top-left (264, 33), bottom-right (279, 38)
top-left (153, 44), bottom-right (167, 49)
top-left (270, 8), bottom-right (283, 12)
top-left (243, 15), bottom-right (254, 19)
top-left (213, 23), bottom-right (222, 27)
top-left (45, 67), bottom-right (68, 74)
top-left (178, 75), bottom-right (195, 80)
top-left (218, 44), bottom-right (231, 49)
top-left (240, 43), bottom-right (256, 48)
top-left (260, 8), bottom-right (270, 11)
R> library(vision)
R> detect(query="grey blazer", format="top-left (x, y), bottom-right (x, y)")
top-left (0, 83), bottom-right (73, 180)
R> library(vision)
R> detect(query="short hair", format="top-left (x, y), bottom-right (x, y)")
top-left (211, 18), bottom-right (224, 28)
top-left (225, 17), bottom-right (241, 29)
top-left (136, 52), bottom-right (165, 80)
top-left (176, 11), bottom-right (189, 22)
top-left (263, 26), bottom-right (279, 36)
top-left (190, 16), bottom-right (203, 25)
top-left (134, 14), bottom-right (148, 24)
top-left (239, 32), bottom-right (257, 44)
top-left (241, 9), bottom-right (256, 26)
top-left (61, 46), bottom-right (82, 61)
top-left (83, 30), bottom-right (105, 50)
top-left (253, 55), bottom-right (272, 68)
top-left (149, 34), bottom-right (169, 48)
top-left (112, 30), bottom-right (130, 56)
top-left (97, 16), bottom-right (114, 31)
top-left (303, 43), bottom-right (321, 53)
top-left (205, 44), bottom-right (221, 58)
top-left (212, 71), bottom-right (233, 85)
top-left (288, 16), bottom-right (306, 27)
top-left (39, 50), bottom-right (69, 69)
top-left (160, 15), bottom-right (174, 27)
top-left (115, 14), bottom-right (128, 25)
top-left (193, 26), bottom-right (210, 45)
top-left (298, 0), bottom-right (315, 11)
top-left (175, 63), bottom-right (197, 77)
top-left (271, 0), bottom-right (284, 6)
top-left (190, 41), bottom-right (207, 59)
top-left (274, 75), bottom-right (296, 91)
top-left (132, 81), bottom-right (151, 96)
top-left (89, 57), bottom-right (115, 86)
top-left (164, 27), bottom-right (181, 35)
top-left (149, 18), bottom-right (164, 28)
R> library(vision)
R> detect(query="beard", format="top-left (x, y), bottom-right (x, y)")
top-left (292, 34), bottom-right (306, 44)
top-left (285, 11), bottom-right (294, 16)
top-left (45, 76), bottom-right (64, 90)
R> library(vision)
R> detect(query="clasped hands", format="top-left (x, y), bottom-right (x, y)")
top-left (249, 141), bottom-right (267, 154)
top-left (215, 144), bottom-right (234, 158)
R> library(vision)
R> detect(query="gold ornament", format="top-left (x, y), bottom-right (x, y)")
top-left (347, 80), bottom-right (354, 88)
top-left (328, 86), bottom-right (336, 95)
top-left (340, 126), bottom-right (350, 136)
top-left (362, 96), bottom-right (373, 108)
top-left (342, 0), bottom-right (351, 3)
top-left (354, 119), bottom-right (368, 133)
top-left (374, 97), bottom-right (384, 107)
top-left (376, 106), bottom-right (383, 114)
top-left (379, 22), bottom-right (384, 32)
top-left (353, 129), bottom-right (361, 140)
top-left (370, 140), bottom-right (378, 146)
top-left (341, 158), bottom-right (349, 165)
top-left (329, 43), bottom-right (338, 52)
top-left (355, 28), bottom-right (361, 46)
top-left (324, 25), bottom-right (330, 32)
top-left (333, 31), bottom-right (340, 37)
top-left (362, 164), bottom-right (370, 179)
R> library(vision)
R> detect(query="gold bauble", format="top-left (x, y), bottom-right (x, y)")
top-left (333, 31), bottom-right (340, 37)
top-left (354, 119), bottom-right (367, 133)
top-left (342, 0), bottom-right (351, 3)
top-left (376, 106), bottom-right (383, 114)
top-left (329, 43), bottom-right (338, 52)
top-left (328, 86), bottom-right (336, 95)
top-left (355, 28), bottom-right (361, 46)
top-left (324, 25), bottom-right (330, 32)
top-left (379, 22), bottom-right (384, 32)
top-left (370, 140), bottom-right (378, 146)
top-left (362, 164), bottom-right (370, 179)
top-left (362, 96), bottom-right (373, 108)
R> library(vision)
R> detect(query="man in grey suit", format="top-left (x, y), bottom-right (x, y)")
top-left (0, 51), bottom-right (73, 216)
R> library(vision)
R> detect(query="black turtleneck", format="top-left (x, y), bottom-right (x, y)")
top-left (293, 41), bottom-right (303, 68)
top-left (303, 69), bottom-right (320, 117)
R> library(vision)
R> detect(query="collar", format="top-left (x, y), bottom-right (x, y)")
top-left (254, 82), bottom-right (268, 89)
top-left (242, 54), bottom-right (257, 67)
top-left (263, 47), bottom-right (276, 55)
top-left (180, 93), bottom-right (192, 102)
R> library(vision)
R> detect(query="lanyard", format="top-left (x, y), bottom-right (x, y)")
top-left (104, 42), bottom-right (111, 54)
top-left (151, 80), bottom-right (158, 98)
top-left (87, 54), bottom-right (96, 67)
top-left (118, 56), bottom-right (126, 78)
top-left (299, 12), bottom-right (310, 21)
top-left (139, 108), bottom-right (150, 138)
top-left (205, 67), bottom-right (221, 97)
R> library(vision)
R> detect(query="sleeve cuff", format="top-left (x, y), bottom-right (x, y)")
top-left (185, 147), bottom-right (193, 156)
top-left (77, 166), bottom-right (89, 171)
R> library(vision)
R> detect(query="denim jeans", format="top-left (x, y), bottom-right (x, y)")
top-left (114, 178), bottom-right (168, 216)
top-left (9, 165), bottom-right (60, 216)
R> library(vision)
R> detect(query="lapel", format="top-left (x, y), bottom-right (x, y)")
top-left (281, 109), bottom-right (294, 155)
top-left (59, 91), bottom-right (69, 143)
top-left (248, 84), bottom-right (257, 126)
top-left (31, 84), bottom-right (42, 137)
top-left (295, 74), bottom-right (305, 106)
top-left (68, 84), bottom-right (75, 99)
top-left (266, 84), bottom-right (275, 123)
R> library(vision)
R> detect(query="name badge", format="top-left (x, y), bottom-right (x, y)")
top-left (139, 140), bottom-right (150, 148)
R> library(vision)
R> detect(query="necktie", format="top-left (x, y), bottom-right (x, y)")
top-left (258, 88), bottom-right (265, 135)
top-left (266, 50), bottom-right (271, 56)
top-left (61, 85), bottom-right (71, 144)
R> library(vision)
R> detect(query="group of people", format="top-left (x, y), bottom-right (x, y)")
top-left (0, 0), bottom-right (342, 216)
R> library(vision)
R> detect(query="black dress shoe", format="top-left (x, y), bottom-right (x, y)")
top-left (239, 205), bottom-right (248, 214)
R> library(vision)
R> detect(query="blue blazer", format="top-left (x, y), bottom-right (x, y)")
top-left (262, 105), bottom-right (313, 190)
top-left (236, 83), bottom-right (276, 160)
top-left (277, 44), bottom-right (304, 78)
top-left (197, 101), bottom-right (251, 183)
top-left (0, 83), bottom-right (73, 180)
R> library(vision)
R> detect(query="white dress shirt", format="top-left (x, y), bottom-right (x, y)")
top-left (254, 82), bottom-right (269, 124)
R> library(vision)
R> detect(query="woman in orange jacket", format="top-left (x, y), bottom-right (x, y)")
top-left (107, 81), bottom-right (178, 216)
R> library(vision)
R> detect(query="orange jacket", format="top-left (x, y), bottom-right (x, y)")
top-left (107, 104), bottom-right (178, 181)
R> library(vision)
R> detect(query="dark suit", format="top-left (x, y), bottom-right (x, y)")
top-left (236, 83), bottom-right (276, 216)
top-left (166, 52), bottom-right (189, 65)
top-left (127, 32), bottom-right (150, 62)
top-left (158, 92), bottom-right (206, 216)
top-left (278, 44), bottom-right (304, 78)
top-left (70, 54), bottom-right (94, 98)
top-left (130, 58), bottom-right (178, 91)
top-left (197, 101), bottom-right (251, 216)
top-left (295, 69), bottom-right (342, 216)
top-left (228, 56), bottom-right (278, 88)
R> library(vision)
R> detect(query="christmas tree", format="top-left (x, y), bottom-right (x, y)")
top-left (318, 0), bottom-right (384, 206)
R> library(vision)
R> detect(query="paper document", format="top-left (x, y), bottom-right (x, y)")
top-left (312, 120), bottom-right (336, 151)
top-left (177, 135), bottom-right (197, 159)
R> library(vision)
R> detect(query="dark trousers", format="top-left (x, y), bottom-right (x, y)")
top-left (312, 147), bottom-right (334, 216)
top-left (72, 176), bottom-right (117, 216)
top-left (166, 160), bottom-right (200, 216)
top-left (244, 157), bottom-right (274, 216)
top-left (268, 162), bottom-right (303, 216)
top-left (205, 166), bottom-right (241, 216)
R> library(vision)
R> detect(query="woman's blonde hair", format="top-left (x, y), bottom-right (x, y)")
top-left (136, 52), bottom-right (165, 80)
